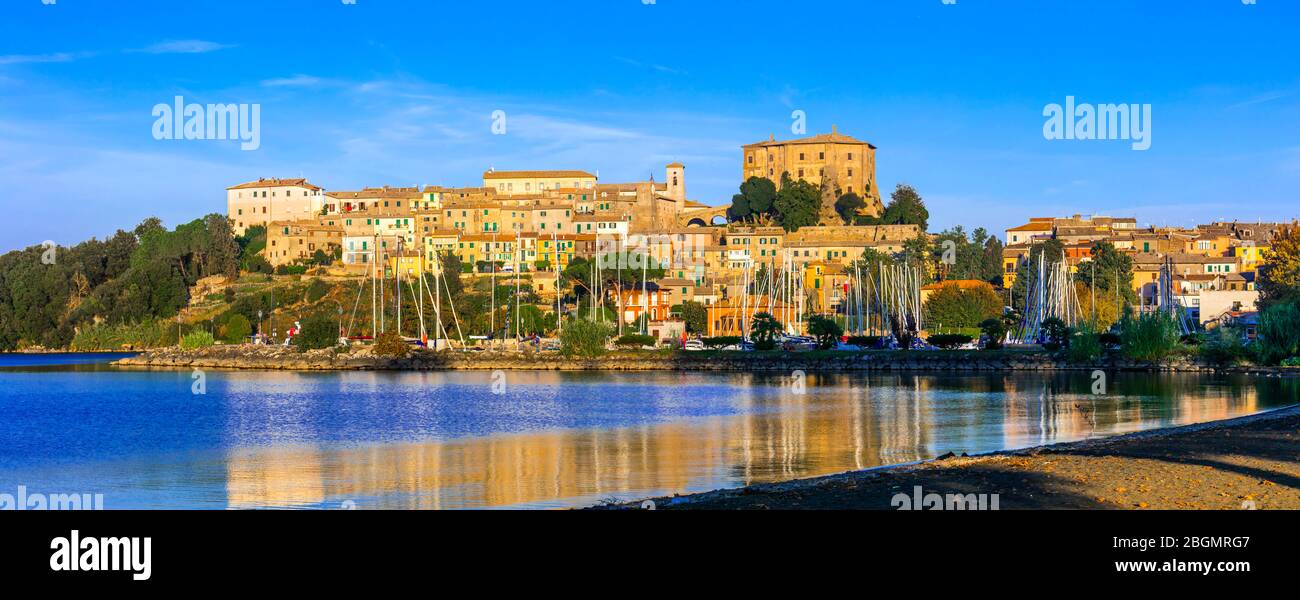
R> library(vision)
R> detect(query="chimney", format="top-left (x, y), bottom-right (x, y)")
top-left (832, 124), bottom-right (837, 135)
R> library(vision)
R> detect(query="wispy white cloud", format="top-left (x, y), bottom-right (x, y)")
top-left (0, 52), bottom-right (91, 65)
top-left (1227, 90), bottom-right (1288, 110)
top-left (132, 40), bottom-right (233, 54)
top-left (614, 56), bottom-right (684, 76)
top-left (261, 74), bottom-right (330, 88)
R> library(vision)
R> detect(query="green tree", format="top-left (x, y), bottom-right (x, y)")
top-left (897, 233), bottom-right (933, 274)
top-left (1119, 312), bottom-right (1181, 362)
top-left (293, 312), bottom-right (339, 350)
top-left (560, 318), bottom-right (612, 358)
top-left (221, 313), bottom-right (252, 343)
top-left (516, 304), bottom-right (556, 336)
top-left (807, 314), bottom-right (843, 350)
top-left (923, 282), bottom-right (1002, 329)
top-left (1257, 226), bottom-right (1300, 310)
top-left (772, 173), bottom-right (821, 232)
top-left (727, 176), bottom-right (779, 223)
top-left (834, 192), bottom-right (865, 225)
top-left (978, 229), bottom-right (1006, 286)
top-left (679, 300), bottom-right (707, 334)
top-left (879, 184), bottom-right (929, 230)
top-left (1041, 317), bottom-right (1072, 350)
top-left (750, 311), bottom-right (784, 350)
top-left (562, 254), bottom-right (663, 307)
top-left (979, 317), bottom-right (1009, 350)
top-left (1256, 299), bottom-right (1300, 364)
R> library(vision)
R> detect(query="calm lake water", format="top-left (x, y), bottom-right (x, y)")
top-left (0, 353), bottom-right (1294, 509)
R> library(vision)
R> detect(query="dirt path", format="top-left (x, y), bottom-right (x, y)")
top-left (613, 406), bottom-right (1300, 510)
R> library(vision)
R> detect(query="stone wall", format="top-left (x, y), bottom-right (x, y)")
top-left (114, 345), bottom-right (1299, 376)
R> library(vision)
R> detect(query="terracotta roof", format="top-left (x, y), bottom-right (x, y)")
top-left (228, 177), bottom-right (321, 191)
top-left (743, 129), bottom-right (875, 149)
top-left (1006, 221), bottom-right (1055, 232)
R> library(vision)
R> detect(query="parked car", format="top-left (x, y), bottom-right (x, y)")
top-left (683, 339), bottom-right (705, 351)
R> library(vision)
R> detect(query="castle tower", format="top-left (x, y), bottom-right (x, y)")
top-left (665, 162), bottom-right (686, 201)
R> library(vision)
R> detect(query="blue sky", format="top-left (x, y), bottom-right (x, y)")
top-left (2, 0), bottom-right (1298, 248)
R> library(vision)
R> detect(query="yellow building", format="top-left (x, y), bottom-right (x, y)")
top-left (387, 251), bottom-right (427, 279)
top-left (421, 230), bottom-right (460, 267)
top-left (803, 261), bottom-right (851, 314)
top-left (1234, 242), bottom-right (1269, 273)
top-left (264, 221), bottom-right (343, 267)
top-left (537, 235), bottom-right (579, 269)
top-left (742, 126), bottom-right (880, 213)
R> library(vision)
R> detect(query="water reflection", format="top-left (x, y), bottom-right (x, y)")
top-left (216, 372), bottom-right (1289, 509)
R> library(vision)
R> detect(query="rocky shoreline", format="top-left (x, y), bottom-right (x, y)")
top-left (597, 404), bottom-right (1300, 510)
top-left (112, 344), bottom-right (1300, 375)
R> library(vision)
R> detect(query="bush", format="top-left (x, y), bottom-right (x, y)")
top-left (923, 281), bottom-right (1002, 329)
top-left (978, 318), bottom-right (1007, 350)
top-left (294, 313), bottom-right (339, 350)
top-left (1281, 357), bottom-right (1300, 368)
top-left (180, 330), bottom-right (215, 350)
top-left (927, 333), bottom-right (973, 350)
top-left (615, 333), bottom-right (656, 348)
top-left (845, 335), bottom-right (885, 349)
top-left (373, 331), bottom-right (409, 357)
top-left (1256, 300), bottom-right (1300, 365)
top-left (1099, 332), bottom-right (1122, 347)
top-left (807, 315), bottom-right (843, 350)
top-left (1066, 322), bottom-right (1103, 364)
top-left (70, 319), bottom-right (172, 351)
top-left (750, 312), bottom-right (783, 351)
top-left (224, 287), bottom-right (236, 303)
top-left (679, 301), bottom-right (707, 334)
top-left (560, 319), bottom-right (613, 358)
top-left (1200, 326), bottom-right (1250, 366)
top-left (244, 254), bottom-right (273, 274)
top-left (702, 336), bottom-right (742, 349)
top-left (1119, 312), bottom-right (1181, 362)
top-left (305, 278), bottom-right (330, 303)
top-left (221, 314), bottom-right (252, 343)
top-left (1041, 317), bottom-right (1072, 349)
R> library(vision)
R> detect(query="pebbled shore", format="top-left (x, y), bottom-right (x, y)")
top-left (113, 344), bottom-right (1300, 374)
top-left (601, 405), bottom-right (1300, 510)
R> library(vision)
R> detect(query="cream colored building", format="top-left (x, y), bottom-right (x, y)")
top-left (227, 178), bottom-right (326, 235)
top-left (484, 170), bottom-right (597, 195)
